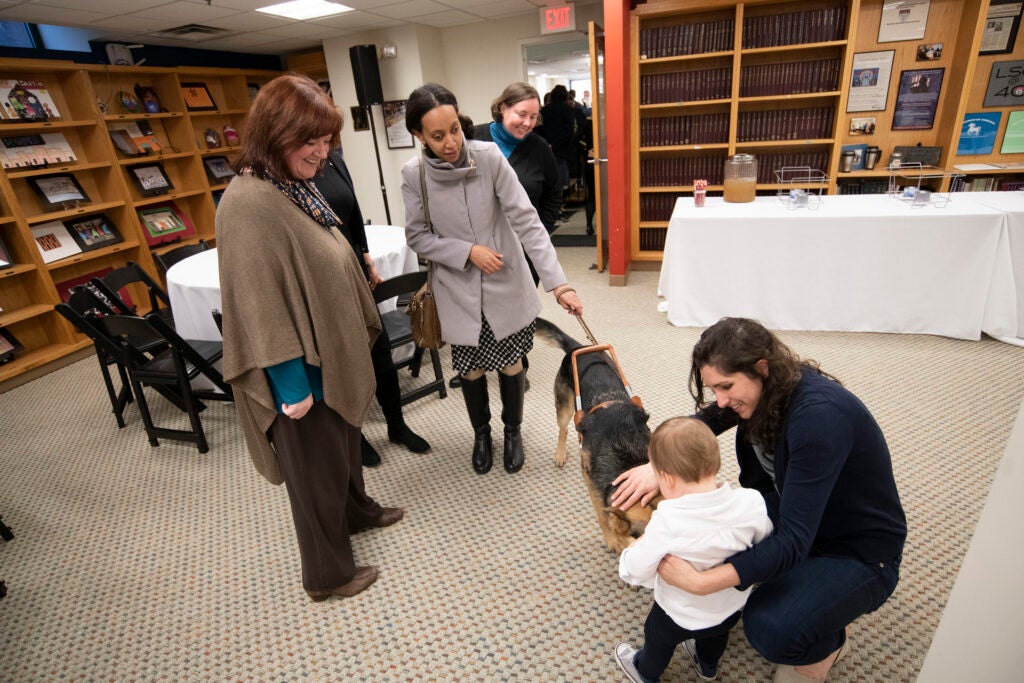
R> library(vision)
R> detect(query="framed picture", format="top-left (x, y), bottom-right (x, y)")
top-left (383, 100), bottom-right (415, 149)
top-left (137, 202), bottom-right (196, 247)
top-left (203, 155), bottom-right (235, 184)
top-left (847, 51), bottom-right (895, 112)
top-left (1001, 110), bottom-right (1024, 153)
top-left (0, 132), bottom-right (76, 169)
top-left (0, 79), bottom-right (62, 122)
top-left (31, 219), bottom-right (83, 263)
top-left (916, 43), bottom-right (943, 61)
top-left (981, 0), bottom-right (1023, 55)
top-left (958, 112), bottom-right (1003, 155)
top-left (64, 214), bottom-right (123, 252)
top-left (127, 162), bottom-right (173, 197)
top-left (892, 68), bottom-right (944, 130)
top-left (28, 173), bottom-right (90, 211)
top-left (180, 82), bottom-right (217, 111)
top-left (54, 266), bottom-right (116, 304)
top-left (849, 116), bottom-right (877, 135)
top-left (350, 106), bottom-right (369, 132)
top-left (0, 233), bottom-right (13, 270)
top-left (878, 0), bottom-right (930, 43)
top-left (0, 327), bottom-right (24, 363)
top-left (984, 60), bottom-right (1024, 107)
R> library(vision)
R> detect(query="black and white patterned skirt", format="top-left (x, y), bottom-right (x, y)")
top-left (451, 316), bottom-right (535, 374)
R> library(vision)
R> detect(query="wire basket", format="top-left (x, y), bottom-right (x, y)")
top-left (887, 162), bottom-right (966, 208)
top-left (775, 167), bottom-right (828, 209)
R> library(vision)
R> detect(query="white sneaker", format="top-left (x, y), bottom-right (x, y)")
top-left (682, 639), bottom-right (719, 681)
top-left (614, 642), bottom-right (648, 683)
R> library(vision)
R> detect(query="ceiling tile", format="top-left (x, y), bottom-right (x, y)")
top-left (202, 12), bottom-right (296, 32)
top-left (124, 1), bottom-right (239, 22)
top-left (30, 0), bottom-right (170, 13)
top-left (255, 22), bottom-right (344, 39)
top-left (369, 0), bottom-right (449, 20)
top-left (411, 10), bottom-right (482, 27)
top-left (310, 10), bottom-right (401, 29)
top-left (0, 4), bottom-right (108, 24)
top-left (89, 15), bottom-right (177, 33)
top-left (467, 0), bottom-right (537, 19)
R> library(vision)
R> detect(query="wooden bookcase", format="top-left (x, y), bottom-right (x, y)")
top-left (629, 0), bottom-right (1008, 262)
top-left (0, 59), bottom-right (279, 387)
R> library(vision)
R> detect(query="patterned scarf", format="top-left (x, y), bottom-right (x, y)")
top-left (262, 172), bottom-right (342, 231)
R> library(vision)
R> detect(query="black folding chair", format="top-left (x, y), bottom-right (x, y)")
top-left (91, 261), bottom-right (174, 328)
top-left (99, 313), bottom-right (232, 453)
top-left (373, 271), bottom-right (447, 405)
top-left (154, 239), bottom-right (210, 275)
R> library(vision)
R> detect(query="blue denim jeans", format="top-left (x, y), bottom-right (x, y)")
top-left (743, 554), bottom-right (900, 666)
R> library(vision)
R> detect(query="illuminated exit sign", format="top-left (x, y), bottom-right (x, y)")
top-left (540, 2), bottom-right (576, 34)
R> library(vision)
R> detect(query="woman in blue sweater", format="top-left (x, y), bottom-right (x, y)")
top-left (612, 318), bottom-right (906, 682)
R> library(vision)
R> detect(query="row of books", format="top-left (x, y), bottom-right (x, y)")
top-left (640, 194), bottom-right (680, 222)
top-left (640, 151), bottom-right (829, 187)
top-left (953, 177), bottom-right (1024, 192)
top-left (639, 19), bottom-right (735, 59)
top-left (641, 68), bottom-right (731, 105)
top-left (741, 6), bottom-right (848, 49)
top-left (838, 179), bottom-right (890, 195)
top-left (641, 155), bottom-right (727, 186)
top-left (739, 59), bottom-right (840, 98)
top-left (640, 113), bottom-right (730, 147)
top-left (638, 227), bottom-right (668, 252)
top-left (736, 107), bottom-right (834, 142)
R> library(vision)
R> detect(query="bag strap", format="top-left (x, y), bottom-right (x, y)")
top-left (418, 158), bottom-right (435, 281)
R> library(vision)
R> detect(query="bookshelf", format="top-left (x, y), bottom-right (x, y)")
top-left (0, 60), bottom-right (279, 387)
top-left (629, 0), bottom-right (1012, 262)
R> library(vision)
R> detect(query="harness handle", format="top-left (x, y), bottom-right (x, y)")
top-left (575, 314), bottom-right (599, 346)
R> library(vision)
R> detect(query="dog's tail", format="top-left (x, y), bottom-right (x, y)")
top-left (534, 317), bottom-right (585, 353)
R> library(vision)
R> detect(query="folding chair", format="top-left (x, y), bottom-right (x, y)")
top-left (154, 239), bottom-right (210, 275)
top-left (373, 271), bottom-right (447, 405)
top-left (91, 261), bottom-right (175, 328)
top-left (99, 313), bottom-right (232, 453)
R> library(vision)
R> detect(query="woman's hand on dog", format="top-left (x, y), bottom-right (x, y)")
top-left (611, 463), bottom-right (660, 510)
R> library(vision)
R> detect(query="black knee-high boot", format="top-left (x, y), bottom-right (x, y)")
top-left (498, 370), bottom-right (526, 473)
top-left (461, 375), bottom-right (492, 474)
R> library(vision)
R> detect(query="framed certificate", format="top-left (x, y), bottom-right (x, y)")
top-left (27, 173), bottom-right (90, 211)
top-left (383, 100), bottom-right (414, 149)
top-left (180, 82), bottom-right (217, 111)
top-left (847, 51), bottom-right (895, 113)
top-left (878, 0), bottom-right (930, 43)
top-left (127, 162), bottom-right (173, 197)
top-left (981, 0), bottom-right (1023, 55)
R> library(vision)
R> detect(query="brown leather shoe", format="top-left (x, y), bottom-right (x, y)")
top-left (305, 565), bottom-right (378, 602)
top-left (373, 507), bottom-right (404, 529)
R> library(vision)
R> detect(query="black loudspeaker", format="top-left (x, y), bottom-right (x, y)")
top-left (349, 44), bottom-right (383, 107)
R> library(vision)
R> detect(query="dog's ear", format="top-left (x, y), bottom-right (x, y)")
top-left (633, 406), bottom-right (650, 429)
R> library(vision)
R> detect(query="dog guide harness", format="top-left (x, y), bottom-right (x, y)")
top-left (570, 315), bottom-right (643, 443)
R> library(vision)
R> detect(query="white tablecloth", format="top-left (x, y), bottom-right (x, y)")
top-left (657, 195), bottom-right (1018, 341)
top-left (167, 225), bottom-right (419, 342)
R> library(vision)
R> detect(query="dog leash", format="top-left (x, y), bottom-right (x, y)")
top-left (569, 314), bottom-right (642, 432)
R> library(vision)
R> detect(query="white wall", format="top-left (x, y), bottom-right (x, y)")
top-left (320, 3), bottom-right (603, 227)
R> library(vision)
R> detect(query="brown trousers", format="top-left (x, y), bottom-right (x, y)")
top-left (269, 401), bottom-right (382, 591)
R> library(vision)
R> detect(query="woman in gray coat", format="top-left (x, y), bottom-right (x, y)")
top-left (400, 83), bottom-right (583, 475)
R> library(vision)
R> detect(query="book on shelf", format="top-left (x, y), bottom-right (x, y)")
top-left (0, 132), bottom-right (76, 169)
top-left (0, 79), bottom-right (62, 122)
top-left (108, 121), bottom-right (162, 156)
top-left (741, 6), bottom-right (848, 49)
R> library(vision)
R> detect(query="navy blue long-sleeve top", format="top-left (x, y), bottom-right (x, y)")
top-left (698, 369), bottom-right (907, 589)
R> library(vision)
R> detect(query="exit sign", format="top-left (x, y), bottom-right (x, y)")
top-left (540, 2), bottom-right (576, 34)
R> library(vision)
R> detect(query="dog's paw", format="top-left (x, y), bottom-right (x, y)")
top-left (603, 534), bottom-right (634, 554)
top-left (554, 449), bottom-right (567, 467)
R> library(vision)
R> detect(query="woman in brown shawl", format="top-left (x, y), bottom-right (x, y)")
top-left (216, 73), bottom-right (402, 601)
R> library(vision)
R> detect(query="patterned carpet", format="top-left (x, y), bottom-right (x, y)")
top-left (2, 246), bottom-right (1023, 682)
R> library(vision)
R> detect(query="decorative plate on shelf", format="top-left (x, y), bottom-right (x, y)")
top-left (118, 90), bottom-right (140, 114)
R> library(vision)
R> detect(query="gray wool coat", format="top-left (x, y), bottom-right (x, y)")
top-left (400, 140), bottom-right (567, 347)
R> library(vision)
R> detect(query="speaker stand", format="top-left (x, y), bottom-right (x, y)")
top-left (365, 104), bottom-right (392, 225)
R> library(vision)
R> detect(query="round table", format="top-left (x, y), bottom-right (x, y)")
top-left (166, 225), bottom-right (419, 341)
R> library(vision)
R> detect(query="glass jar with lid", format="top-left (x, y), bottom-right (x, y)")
top-left (723, 153), bottom-right (757, 203)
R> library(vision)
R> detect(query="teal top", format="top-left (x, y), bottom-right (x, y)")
top-left (489, 121), bottom-right (521, 158)
top-left (264, 358), bottom-right (323, 411)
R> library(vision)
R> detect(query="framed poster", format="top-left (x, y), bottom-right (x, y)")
top-left (28, 173), bottom-right (90, 211)
top-left (137, 202), bottom-right (196, 247)
top-left (0, 233), bottom-right (13, 270)
top-left (383, 100), bottom-right (414, 149)
top-left (64, 214), bottom-right (123, 252)
top-left (0, 78), bottom-right (62, 122)
top-left (847, 51), bottom-right (895, 112)
top-left (981, 0), bottom-right (1023, 55)
top-left (892, 68), bottom-right (944, 130)
top-left (0, 327), bottom-right (24, 363)
top-left (180, 82), bottom-right (217, 111)
top-left (957, 112), bottom-right (1003, 155)
top-left (878, 0), bottom-right (930, 43)
top-left (1001, 110), bottom-right (1024, 153)
top-left (203, 155), bottom-right (235, 184)
top-left (984, 60), bottom-right (1024, 106)
top-left (31, 219), bottom-right (82, 263)
top-left (127, 162), bottom-right (173, 197)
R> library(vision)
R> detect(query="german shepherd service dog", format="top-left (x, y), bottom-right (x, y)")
top-left (534, 318), bottom-right (659, 552)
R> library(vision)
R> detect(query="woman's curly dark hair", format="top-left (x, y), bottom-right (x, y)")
top-left (688, 318), bottom-right (837, 450)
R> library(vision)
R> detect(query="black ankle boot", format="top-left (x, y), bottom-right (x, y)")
top-left (498, 371), bottom-right (526, 473)
top-left (360, 433), bottom-right (381, 467)
top-left (387, 421), bottom-right (430, 453)
top-left (461, 375), bottom-right (492, 474)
